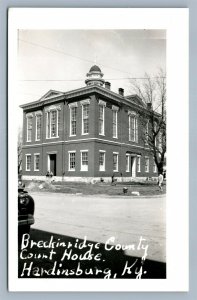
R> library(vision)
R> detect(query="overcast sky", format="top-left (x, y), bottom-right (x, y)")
top-left (17, 29), bottom-right (166, 128)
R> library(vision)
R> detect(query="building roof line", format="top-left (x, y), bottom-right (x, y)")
top-left (19, 84), bottom-right (160, 117)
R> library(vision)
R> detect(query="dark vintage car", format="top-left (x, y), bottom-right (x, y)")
top-left (18, 182), bottom-right (35, 235)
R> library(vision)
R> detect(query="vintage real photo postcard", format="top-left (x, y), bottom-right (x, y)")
top-left (8, 8), bottom-right (189, 291)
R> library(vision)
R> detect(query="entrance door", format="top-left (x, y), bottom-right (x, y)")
top-left (130, 156), bottom-right (136, 178)
top-left (49, 154), bottom-right (56, 176)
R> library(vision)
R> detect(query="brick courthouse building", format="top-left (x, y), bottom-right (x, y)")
top-left (20, 65), bottom-right (158, 182)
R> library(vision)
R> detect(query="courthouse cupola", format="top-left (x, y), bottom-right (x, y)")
top-left (85, 65), bottom-right (105, 86)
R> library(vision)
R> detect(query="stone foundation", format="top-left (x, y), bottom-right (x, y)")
top-left (22, 175), bottom-right (157, 183)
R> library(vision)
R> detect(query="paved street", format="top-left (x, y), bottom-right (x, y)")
top-left (30, 192), bottom-right (166, 263)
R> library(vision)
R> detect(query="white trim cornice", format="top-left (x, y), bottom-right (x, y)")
top-left (45, 104), bottom-right (61, 112)
top-left (26, 113), bottom-right (33, 118)
top-left (112, 105), bottom-right (119, 111)
top-left (35, 110), bottom-right (42, 116)
top-left (98, 99), bottom-right (106, 107)
top-left (80, 99), bottom-right (90, 106)
top-left (128, 110), bottom-right (137, 116)
top-left (68, 102), bottom-right (78, 108)
top-left (20, 85), bottom-right (158, 118)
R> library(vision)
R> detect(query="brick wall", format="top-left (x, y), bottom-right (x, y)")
top-left (21, 91), bottom-right (158, 179)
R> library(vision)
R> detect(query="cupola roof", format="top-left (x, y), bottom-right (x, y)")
top-left (89, 65), bottom-right (102, 72)
top-left (85, 64), bottom-right (105, 87)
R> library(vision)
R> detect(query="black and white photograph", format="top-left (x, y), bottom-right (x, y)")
top-left (17, 28), bottom-right (166, 280)
top-left (8, 8), bottom-right (188, 292)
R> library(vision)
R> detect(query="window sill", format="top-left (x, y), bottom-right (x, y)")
top-left (81, 133), bottom-right (89, 136)
top-left (129, 140), bottom-right (138, 143)
top-left (68, 169), bottom-right (76, 172)
top-left (46, 136), bottom-right (59, 139)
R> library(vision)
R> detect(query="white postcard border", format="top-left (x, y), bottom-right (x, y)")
top-left (8, 8), bottom-right (189, 291)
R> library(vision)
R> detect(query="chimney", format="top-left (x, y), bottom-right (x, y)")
top-left (147, 102), bottom-right (152, 110)
top-left (105, 81), bottom-right (111, 90)
top-left (118, 88), bottom-right (124, 96)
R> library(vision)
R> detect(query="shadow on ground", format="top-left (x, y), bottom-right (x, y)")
top-left (18, 228), bottom-right (166, 279)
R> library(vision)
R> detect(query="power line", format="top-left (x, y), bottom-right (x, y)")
top-left (19, 39), bottom-right (94, 63)
top-left (19, 39), bottom-right (132, 74)
top-left (19, 79), bottom-right (85, 82)
top-left (19, 39), bottom-right (130, 75)
top-left (19, 38), bottom-right (166, 77)
top-left (18, 77), bottom-right (165, 82)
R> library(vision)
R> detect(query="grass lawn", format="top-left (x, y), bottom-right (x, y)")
top-left (24, 180), bottom-right (166, 196)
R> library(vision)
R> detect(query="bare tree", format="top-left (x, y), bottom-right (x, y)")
top-left (130, 69), bottom-right (166, 174)
top-left (18, 128), bottom-right (23, 174)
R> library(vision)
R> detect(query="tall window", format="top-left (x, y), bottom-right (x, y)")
top-left (69, 152), bottom-right (76, 171)
top-left (26, 116), bottom-right (33, 142)
top-left (145, 157), bottom-right (149, 173)
top-left (113, 153), bottom-right (118, 172)
top-left (99, 105), bottom-right (104, 135)
top-left (26, 154), bottom-right (31, 171)
top-left (158, 131), bottom-right (162, 150)
top-left (145, 121), bottom-right (149, 145)
top-left (154, 121), bottom-right (157, 147)
top-left (46, 108), bottom-right (60, 138)
top-left (51, 110), bottom-right (57, 137)
top-left (112, 109), bottom-right (118, 138)
top-left (126, 154), bottom-right (129, 172)
top-left (99, 151), bottom-right (105, 171)
top-left (35, 114), bottom-right (41, 141)
top-left (153, 160), bottom-right (157, 173)
top-left (82, 104), bottom-right (89, 134)
top-left (137, 156), bottom-right (141, 172)
top-left (129, 114), bottom-right (138, 142)
top-left (70, 107), bottom-right (77, 136)
top-left (34, 154), bottom-right (40, 171)
top-left (81, 151), bottom-right (88, 171)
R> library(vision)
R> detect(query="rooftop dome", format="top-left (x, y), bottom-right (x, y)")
top-left (85, 64), bottom-right (105, 87)
top-left (89, 65), bottom-right (102, 73)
